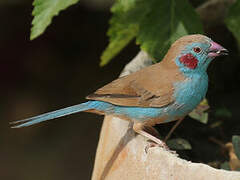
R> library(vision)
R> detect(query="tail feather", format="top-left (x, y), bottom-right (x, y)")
top-left (10, 102), bottom-right (91, 128)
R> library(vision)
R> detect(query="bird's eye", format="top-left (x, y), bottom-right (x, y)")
top-left (193, 47), bottom-right (201, 53)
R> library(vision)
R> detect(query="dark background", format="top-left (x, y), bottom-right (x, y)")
top-left (0, 1), bottom-right (137, 179)
top-left (1, 0), bottom-right (240, 179)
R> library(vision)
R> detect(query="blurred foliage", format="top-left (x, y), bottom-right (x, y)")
top-left (232, 136), bottom-right (240, 160)
top-left (101, 0), bottom-right (203, 65)
top-left (215, 107), bottom-right (232, 119)
top-left (28, 0), bottom-right (240, 64)
top-left (29, 0), bottom-right (240, 65)
top-left (167, 138), bottom-right (192, 150)
top-left (221, 161), bottom-right (231, 170)
top-left (220, 136), bottom-right (240, 171)
top-left (225, 0), bottom-right (240, 46)
top-left (30, 0), bottom-right (79, 40)
top-left (29, 0), bottom-right (203, 65)
top-left (189, 98), bottom-right (209, 124)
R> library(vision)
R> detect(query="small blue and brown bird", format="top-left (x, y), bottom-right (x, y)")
top-left (11, 34), bottom-right (228, 146)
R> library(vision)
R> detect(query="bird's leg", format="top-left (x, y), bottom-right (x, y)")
top-left (142, 126), bottom-right (160, 138)
top-left (164, 117), bottom-right (184, 142)
top-left (133, 123), bottom-right (167, 149)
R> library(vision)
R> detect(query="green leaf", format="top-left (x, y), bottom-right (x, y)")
top-left (101, 0), bottom-right (203, 65)
top-left (100, 23), bottom-right (137, 66)
top-left (232, 135), bottom-right (240, 160)
top-left (136, 0), bottom-right (203, 61)
top-left (166, 138), bottom-right (192, 150)
top-left (225, 0), bottom-right (240, 45)
top-left (215, 107), bottom-right (232, 118)
top-left (189, 98), bottom-right (209, 124)
top-left (100, 0), bottom-right (151, 66)
top-left (189, 110), bottom-right (208, 123)
top-left (31, 0), bottom-right (79, 40)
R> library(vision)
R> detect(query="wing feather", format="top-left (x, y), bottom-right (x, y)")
top-left (87, 63), bottom-right (184, 108)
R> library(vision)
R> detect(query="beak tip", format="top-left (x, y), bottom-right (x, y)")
top-left (220, 48), bottom-right (229, 56)
top-left (209, 41), bottom-right (229, 56)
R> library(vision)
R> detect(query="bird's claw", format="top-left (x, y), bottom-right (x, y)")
top-left (145, 140), bottom-right (177, 155)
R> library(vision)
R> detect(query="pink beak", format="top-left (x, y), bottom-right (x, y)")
top-left (208, 41), bottom-right (228, 57)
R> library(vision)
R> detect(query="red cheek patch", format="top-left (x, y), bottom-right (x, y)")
top-left (179, 53), bottom-right (198, 69)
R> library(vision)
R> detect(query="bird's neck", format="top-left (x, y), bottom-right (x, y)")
top-left (182, 69), bottom-right (208, 80)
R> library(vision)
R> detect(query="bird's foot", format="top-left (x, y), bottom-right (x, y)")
top-left (145, 140), bottom-right (176, 155)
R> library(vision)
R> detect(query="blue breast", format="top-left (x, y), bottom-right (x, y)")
top-left (169, 71), bottom-right (208, 119)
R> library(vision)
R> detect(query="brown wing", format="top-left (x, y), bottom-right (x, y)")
top-left (86, 63), bottom-right (185, 108)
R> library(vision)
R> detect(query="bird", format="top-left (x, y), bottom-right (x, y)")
top-left (10, 34), bottom-right (228, 147)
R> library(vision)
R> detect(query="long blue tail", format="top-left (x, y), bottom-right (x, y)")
top-left (10, 102), bottom-right (92, 128)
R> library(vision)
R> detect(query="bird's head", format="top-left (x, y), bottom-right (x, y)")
top-left (164, 34), bottom-right (228, 74)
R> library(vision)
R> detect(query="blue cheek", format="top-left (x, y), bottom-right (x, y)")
top-left (176, 43), bottom-right (211, 72)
